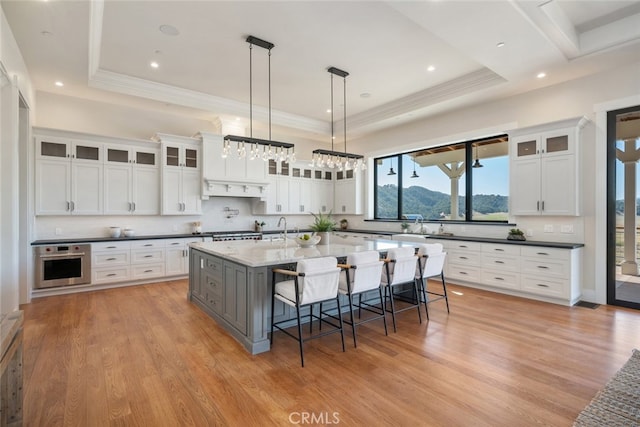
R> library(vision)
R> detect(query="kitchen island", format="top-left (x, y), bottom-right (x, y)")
top-left (188, 238), bottom-right (416, 354)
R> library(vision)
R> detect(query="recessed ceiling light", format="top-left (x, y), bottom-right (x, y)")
top-left (360, 93), bottom-right (371, 98)
top-left (427, 65), bottom-right (435, 72)
top-left (326, 109), bottom-right (331, 113)
top-left (537, 72), bottom-right (547, 79)
top-left (235, 117), bottom-right (241, 121)
top-left (496, 42), bottom-right (505, 48)
top-left (159, 24), bottom-right (180, 36)
top-left (54, 81), bottom-right (64, 87)
top-left (150, 61), bottom-right (159, 69)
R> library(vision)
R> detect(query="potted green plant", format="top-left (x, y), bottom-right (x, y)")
top-left (310, 211), bottom-right (337, 245)
top-left (401, 221), bottom-right (410, 233)
top-left (507, 228), bottom-right (526, 241)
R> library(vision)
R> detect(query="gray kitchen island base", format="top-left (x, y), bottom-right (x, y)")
top-left (187, 239), bottom-right (418, 354)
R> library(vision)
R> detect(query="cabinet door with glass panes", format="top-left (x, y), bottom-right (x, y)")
top-left (312, 170), bottom-right (333, 214)
top-left (104, 145), bottom-right (160, 215)
top-left (510, 125), bottom-right (579, 216)
top-left (291, 164), bottom-right (313, 214)
top-left (334, 169), bottom-right (363, 215)
top-left (161, 141), bottom-right (201, 215)
top-left (35, 137), bottom-right (103, 215)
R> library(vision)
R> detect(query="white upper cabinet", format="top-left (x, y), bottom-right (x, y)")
top-left (334, 168), bottom-right (363, 215)
top-left (35, 135), bottom-right (103, 215)
top-left (509, 117), bottom-right (588, 216)
top-left (35, 128), bottom-right (163, 217)
top-left (104, 144), bottom-right (160, 215)
top-left (156, 133), bottom-right (202, 215)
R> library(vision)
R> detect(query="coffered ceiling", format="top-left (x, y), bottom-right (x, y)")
top-left (2, 0), bottom-right (639, 142)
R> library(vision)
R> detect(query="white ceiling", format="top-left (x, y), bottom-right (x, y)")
top-left (2, 0), bottom-right (640, 142)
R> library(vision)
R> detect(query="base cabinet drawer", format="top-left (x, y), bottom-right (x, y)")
top-left (521, 275), bottom-right (566, 298)
top-left (448, 251), bottom-right (481, 267)
top-left (482, 270), bottom-right (520, 290)
top-left (131, 263), bottom-right (165, 280)
top-left (447, 264), bottom-right (481, 282)
top-left (521, 258), bottom-right (569, 278)
top-left (93, 267), bottom-right (130, 284)
top-left (131, 249), bottom-right (164, 264)
top-left (94, 251), bottom-right (130, 266)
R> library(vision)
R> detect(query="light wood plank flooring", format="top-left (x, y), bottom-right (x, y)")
top-left (21, 279), bottom-right (640, 426)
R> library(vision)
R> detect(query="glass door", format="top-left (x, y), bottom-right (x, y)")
top-left (608, 105), bottom-right (640, 309)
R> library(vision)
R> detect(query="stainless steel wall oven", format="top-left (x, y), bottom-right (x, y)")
top-left (35, 244), bottom-right (91, 289)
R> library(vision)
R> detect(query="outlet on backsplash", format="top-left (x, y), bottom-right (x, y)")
top-left (544, 224), bottom-right (554, 233)
top-left (55, 227), bottom-right (62, 235)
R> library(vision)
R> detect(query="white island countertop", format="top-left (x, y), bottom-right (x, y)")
top-left (190, 238), bottom-right (417, 267)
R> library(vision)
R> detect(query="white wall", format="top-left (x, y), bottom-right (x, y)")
top-left (0, 7), bottom-right (34, 311)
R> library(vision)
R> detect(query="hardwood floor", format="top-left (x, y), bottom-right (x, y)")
top-left (21, 279), bottom-right (640, 426)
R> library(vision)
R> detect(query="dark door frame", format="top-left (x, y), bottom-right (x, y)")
top-left (607, 104), bottom-right (640, 309)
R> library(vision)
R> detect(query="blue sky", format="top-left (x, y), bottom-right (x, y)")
top-left (377, 156), bottom-right (509, 196)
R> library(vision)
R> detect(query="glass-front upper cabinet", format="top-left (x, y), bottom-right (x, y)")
top-left (513, 129), bottom-right (573, 160)
top-left (38, 139), bottom-right (102, 162)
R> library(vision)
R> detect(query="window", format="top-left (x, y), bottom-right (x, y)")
top-left (374, 135), bottom-right (509, 222)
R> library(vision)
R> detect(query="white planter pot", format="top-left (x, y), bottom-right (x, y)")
top-left (317, 232), bottom-right (331, 245)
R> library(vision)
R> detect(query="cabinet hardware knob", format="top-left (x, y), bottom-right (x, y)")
top-left (107, 273), bottom-right (116, 277)
top-left (145, 269), bottom-right (153, 273)
top-left (537, 265), bottom-right (549, 269)
top-left (106, 257), bottom-right (116, 261)
top-left (536, 284), bottom-right (549, 287)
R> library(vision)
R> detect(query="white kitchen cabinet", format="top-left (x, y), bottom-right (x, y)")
top-left (91, 241), bottom-right (132, 284)
top-left (509, 116), bottom-right (588, 216)
top-left (156, 134), bottom-right (202, 215)
top-left (104, 144), bottom-right (160, 215)
top-left (252, 160), bottom-right (291, 214)
top-left (166, 237), bottom-right (202, 276)
top-left (313, 169), bottom-right (334, 214)
top-left (480, 243), bottom-right (520, 290)
top-left (290, 163), bottom-right (313, 214)
top-left (35, 136), bottom-right (103, 215)
top-left (334, 169), bottom-right (363, 215)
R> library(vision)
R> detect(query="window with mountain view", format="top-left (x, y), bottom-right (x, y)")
top-left (374, 135), bottom-right (509, 222)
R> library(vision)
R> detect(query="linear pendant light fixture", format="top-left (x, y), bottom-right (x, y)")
top-left (311, 67), bottom-right (365, 171)
top-left (222, 35), bottom-right (295, 163)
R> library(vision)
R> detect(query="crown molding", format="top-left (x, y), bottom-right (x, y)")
top-left (88, 69), bottom-right (330, 136)
top-left (341, 68), bottom-right (506, 133)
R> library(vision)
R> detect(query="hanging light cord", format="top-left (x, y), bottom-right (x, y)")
top-left (249, 43), bottom-right (253, 138)
top-left (268, 48), bottom-right (272, 141)
top-left (330, 72), bottom-right (334, 151)
top-left (343, 74), bottom-right (347, 154)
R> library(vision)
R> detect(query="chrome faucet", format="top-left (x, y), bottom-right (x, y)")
top-left (277, 216), bottom-right (287, 241)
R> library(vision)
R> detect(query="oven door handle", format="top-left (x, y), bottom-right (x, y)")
top-left (39, 252), bottom-right (86, 259)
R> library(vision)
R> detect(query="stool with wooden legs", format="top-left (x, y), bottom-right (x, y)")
top-left (335, 250), bottom-right (387, 347)
top-left (415, 243), bottom-right (449, 319)
top-left (270, 257), bottom-right (345, 367)
top-left (381, 246), bottom-right (422, 332)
